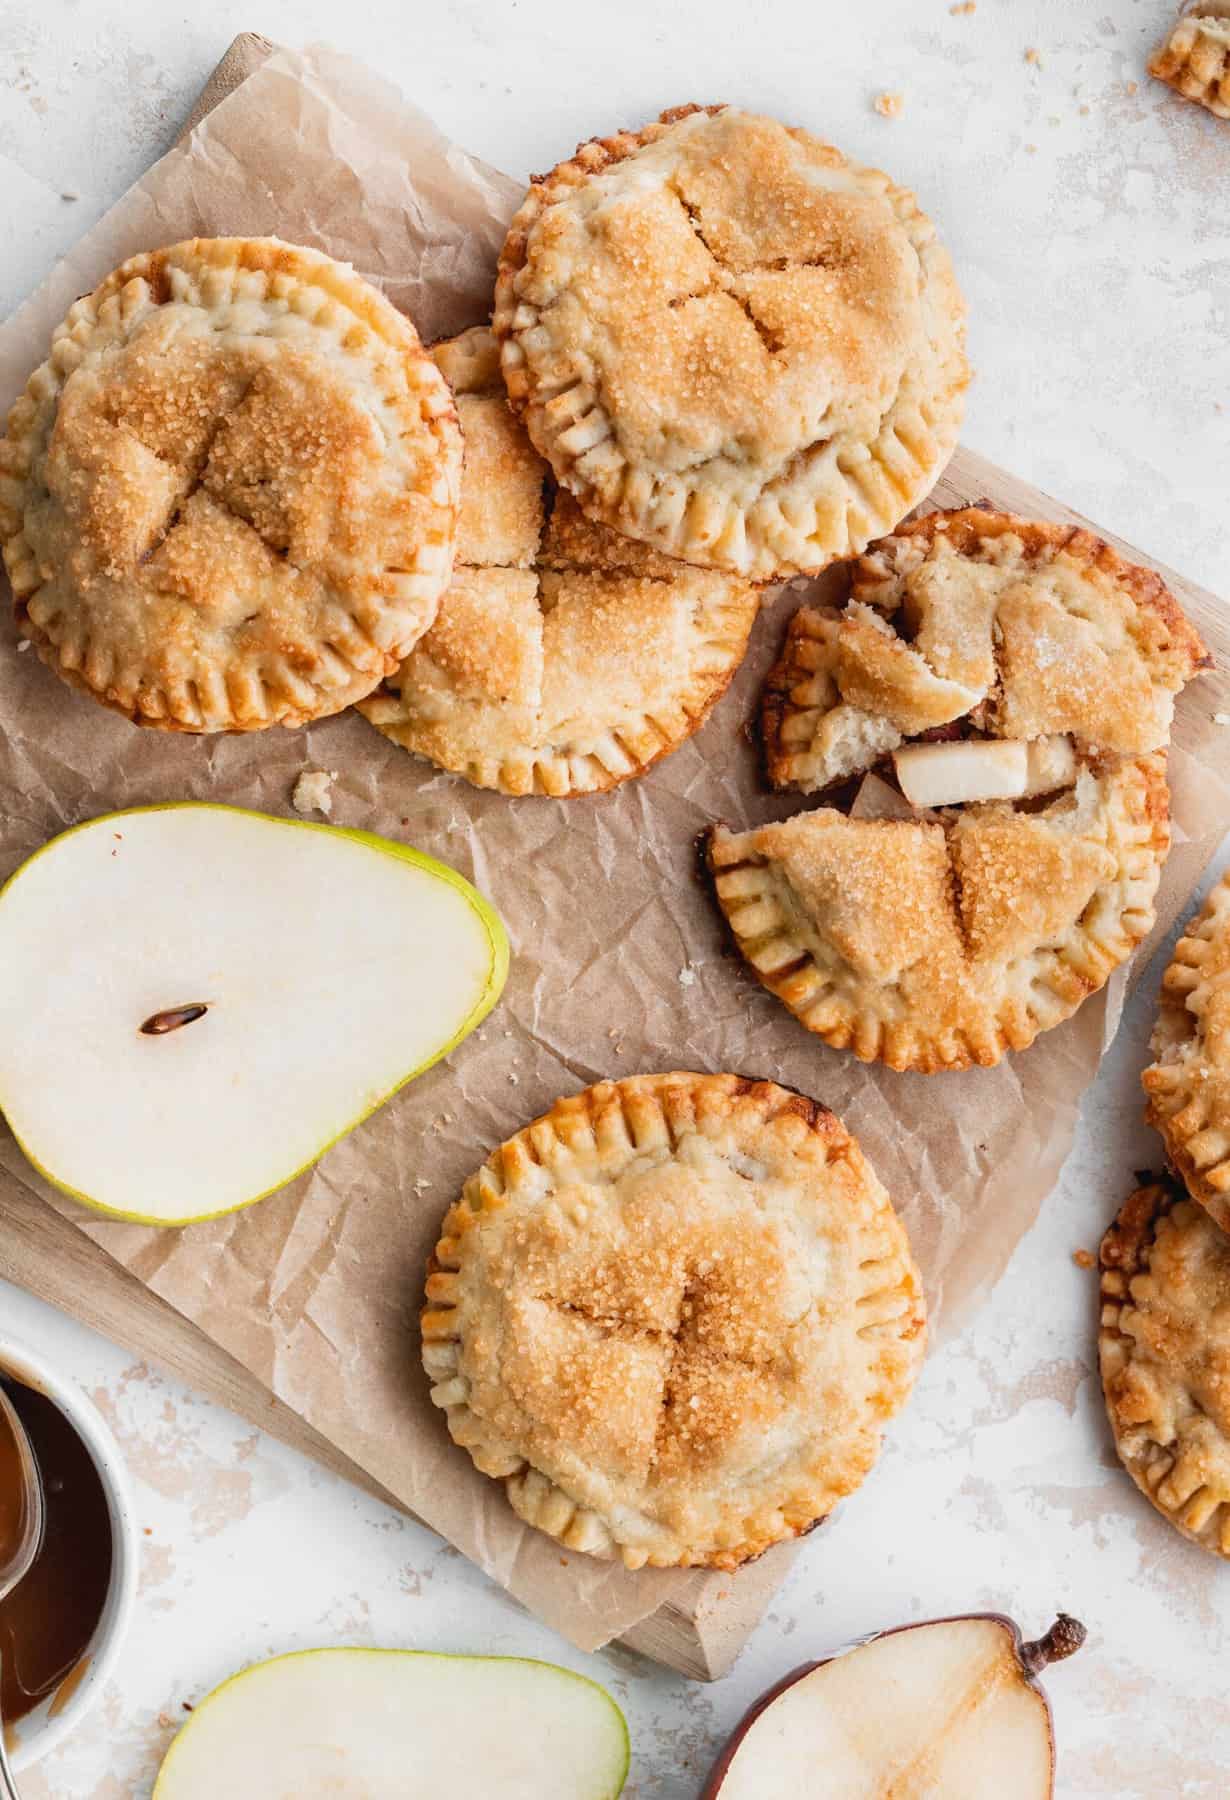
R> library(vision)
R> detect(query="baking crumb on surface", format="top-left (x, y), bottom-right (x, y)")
top-left (15, 639), bottom-right (29, 653)
top-left (949, 1), bottom-right (976, 14)
top-left (1126, 80), bottom-right (1138, 96)
top-left (291, 768), bottom-right (337, 816)
top-left (1025, 47), bottom-right (1043, 67)
top-left (1073, 1249), bottom-right (1095, 1270)
top-left (678, 965), bottom-right (698, 987)
top-left (874, 91), bottom-right (905, 118)
top-left (1214, 712), bottom-right (1230, 726)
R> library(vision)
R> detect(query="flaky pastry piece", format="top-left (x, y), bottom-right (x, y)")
top-left (493, 106), bottom-right (968, 581)
top-left (1100, 1177), bottom-right (1230, 1556)
top-left (0, 238), bottom-right (461, 731)
top-left (763, 509), bottom-right (1208, 800)
top-left (1143, 872), bottom-right (1230, 1228)
top-left (1148, 9), bottom-right (1230, 119)
top-left (422, 1072), bottom-right (925, 1569)
top-left (359, 328), bottom-right (758, 795)
top-left (706, 756), bottom-right (1169, 1072)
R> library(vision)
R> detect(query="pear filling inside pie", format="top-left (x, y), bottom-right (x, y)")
top-left (706, 510), bottom-right (1207, 1072)
top-left (762, 509), bottom-right (1209, 807)
top-left (422, 1073), bottom-right (925, 1569)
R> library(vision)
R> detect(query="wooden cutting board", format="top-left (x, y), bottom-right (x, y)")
top-left (0, 35), bottom-right (1226, 1683)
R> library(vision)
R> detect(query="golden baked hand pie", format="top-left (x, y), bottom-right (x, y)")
top-left (493, 106), bottom-right (968, 581)
top-left (1143, 872), bottom-right (1230, 1229)
top-left (1148, 9), bottom-right (1230, 118)
top-left (0, 238), bottom-right (461, 732)
top-left (706, 756), bottom-right (1170, 1072)
top-left (1100, 1177), bottom-right (1230, 1556)
top-left (763, 509), bottom-right (1209, 799)
top-left (358, 328), bottom-right (758, 795)
top-left (421, 1072), bottom-right (925, 1569)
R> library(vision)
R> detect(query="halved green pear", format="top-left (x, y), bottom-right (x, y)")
top-left (0, 805), bottom-right (508, 1226)
top-left (153, 1649), bottom-right (629, 1799)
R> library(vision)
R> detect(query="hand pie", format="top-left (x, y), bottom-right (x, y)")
top-left (1148, 9), bottom-right (1230, 118)
top-left (0, 238), bottom-right (461, 732)
top-left (1143, 872), bottom-right (1230, 1229)
top-left (421, 1072), bottom-right (925, 1569)
top-left (493, 106), bottom-right (968, 581)
top-left (763, 509), bottom-right (1209, 798)
top-left (358, 328), bottom-right (758, 795)
top-left (706, 757), bottom-right (1170, 1072)
top-left (1100, 1177), bottom-right (1230, 1556)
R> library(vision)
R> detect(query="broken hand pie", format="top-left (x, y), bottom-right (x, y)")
top-left (1143, 871), bottom-right (1230, 1229)
top-left (494, 106), bottom-right (968, 580)
top-left (0, 238), bottom-right (461, 732)
top-left (359, 328), bottom-right (758, 795)
top-left (421, 1073), bottom-right (925, 1569)
top-left (705, 509), bottom-right (1207, 1073)
top-left (1100, 1177), bottom-right (1230, 1556)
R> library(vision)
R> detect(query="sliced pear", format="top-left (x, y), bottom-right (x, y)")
top-left (705, 1612), bottom-right (1085, 1799)
top-left (892, 738), bottom-right (1029, 807)
top-left (0, 805), bottom-right (508, 1225)
top-left (152, 1649), bottom-right (628, 1800)
top-left (1023, 733), bottom-right (1077, 796)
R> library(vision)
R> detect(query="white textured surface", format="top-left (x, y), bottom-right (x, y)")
top-left (0, 3), bottom-right (1227, 1795)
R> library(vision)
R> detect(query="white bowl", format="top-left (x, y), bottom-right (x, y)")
top-left (0, 1333), bottom-right (139, 1770)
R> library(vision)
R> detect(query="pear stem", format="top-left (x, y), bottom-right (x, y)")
top-left (139, 1004), bottom-right (209, 1036)
top-left (1019, 1614), bottom-right (1087, 1678)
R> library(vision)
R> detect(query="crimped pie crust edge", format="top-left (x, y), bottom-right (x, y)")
top-left (358, 325), bottom-right (760, 797)
top-left (1148, 13), bottom-right (1230, 119)
top-left (1099, 1176), bottom-right (1230, 1557)
top-left (705, 754), bottom-right (1171, 1074)
top-left (421, 1071), bottom-right (926, 1570)
top-left (0, 236), bottom-right (462, 733)
top-left (1143, 871), bottom-right (1230, 1229)
top-left (492, 105), bottom-right (969, 581)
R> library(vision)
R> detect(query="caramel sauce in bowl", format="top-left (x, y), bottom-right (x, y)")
top-left (0, 1339), bottom-right (137, 1771)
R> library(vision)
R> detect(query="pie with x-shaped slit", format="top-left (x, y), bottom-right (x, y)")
top-left (0, 237), bottom-right (461, 731)
top-left (706, 756), bottom-right (1171, 1073)
top-left (358, 328), bottom-right (759, 795)
top-left (1143, 872), bottom-right (1230, 1230)
top-left (421, 1072), bottom-right (925, 1569)
top-left (493, 106), bottom-right (968, 581)
top-left (1100, 1176), bottom-right (1230, 1557)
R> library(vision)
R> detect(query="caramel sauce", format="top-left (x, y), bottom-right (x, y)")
top-left (0, 1380), bottom-right (111, 1725)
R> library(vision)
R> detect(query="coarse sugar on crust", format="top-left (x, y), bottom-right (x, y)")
top-left (493, 106), bottom-right (968, 581)
top-left (1143, 871), bottom-right (1230, 1228)
top-left (0, 237), bottom-right (461, 732)
top-left (762, 508), bottom-right (1209, 796)
top-left (1100, 1176), bottom-right (1230, 1556)
top-left (359, 327), bottom-right (758, 795)
top-left (705, 754), bottom-right (1170, 1072)
top-left (421, 1071), bottom-right (925, 1569)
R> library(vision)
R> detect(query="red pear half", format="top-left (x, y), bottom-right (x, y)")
top-left (704, 1612), bottom-right (1085, 1799)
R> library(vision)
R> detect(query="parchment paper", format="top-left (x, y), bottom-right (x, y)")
top-left (0, 42), bottom-right (1228, 1654)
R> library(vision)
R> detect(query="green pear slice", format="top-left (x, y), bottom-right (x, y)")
top-left (0, 805), bottom-right (508, 1226)
top-left (153, 1649), bottom-right (629, 1799)
top-left (705, 1613), bottom-right (1086, 1799)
